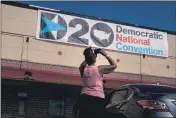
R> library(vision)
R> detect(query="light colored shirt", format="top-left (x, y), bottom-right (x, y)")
top-left (81, 65), bottom-right (105, 98)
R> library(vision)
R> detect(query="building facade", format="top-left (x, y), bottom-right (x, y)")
top-left (1, 1), bottom-right (176, 118)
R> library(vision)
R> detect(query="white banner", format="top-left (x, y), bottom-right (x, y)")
top-left (36, 10), bottom-right (168, 57)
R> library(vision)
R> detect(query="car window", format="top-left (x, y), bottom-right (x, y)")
top-left (126, 89), bottom-right (133, 98)
top-left (119, 90), bottom-right (127, 98)
top-left (111, 90), bottom-right (128, 103)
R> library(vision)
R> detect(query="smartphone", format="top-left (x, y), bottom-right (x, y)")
top-left (94, 49), bottom-right (101, 55)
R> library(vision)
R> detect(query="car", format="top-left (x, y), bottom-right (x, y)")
top-left (105, 84), bottom-right (176, 118)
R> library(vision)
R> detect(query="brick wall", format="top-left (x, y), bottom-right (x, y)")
top-left (1, 85), bottom-right (19, 117)
top-left (1, 80), bottom-right (82, 118)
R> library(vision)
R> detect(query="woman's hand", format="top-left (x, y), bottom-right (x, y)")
top-left (100, 49), bottom-right (108, 56)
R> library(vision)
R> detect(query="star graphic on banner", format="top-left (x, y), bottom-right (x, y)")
top-left (41, 16), bottom-right (66, 39)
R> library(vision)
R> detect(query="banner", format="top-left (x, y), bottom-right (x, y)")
top-left (36, 10), bottom-right (168, 57)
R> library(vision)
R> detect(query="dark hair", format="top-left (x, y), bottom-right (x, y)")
top-left (83, 47), bottom-right (96, 65)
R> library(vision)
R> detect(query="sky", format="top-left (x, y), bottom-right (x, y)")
top-left (19, 1), bottom-right (176, 32)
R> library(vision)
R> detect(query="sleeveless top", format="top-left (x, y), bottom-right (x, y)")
top-left (81, 65), bottom-right (105, 98)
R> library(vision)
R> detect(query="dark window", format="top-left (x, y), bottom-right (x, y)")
top-left (126, 89), bottom-right (133, 98)
top-left (119, 90), bottom-right (127, 98)
top-left (48, 99), bottom-right (65, 117)
top-left (18, 100), bottom-right (25, 115)
top-left (111, 90), bottom-right (128, 103)
top-left (18, 92), bottom-right (28, 116)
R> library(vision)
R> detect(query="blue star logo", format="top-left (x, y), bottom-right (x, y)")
top-left (41, 16), bottom-right (66, 33)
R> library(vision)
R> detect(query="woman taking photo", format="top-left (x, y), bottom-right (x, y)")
top-left (73, 47), bottom-right (117, 118)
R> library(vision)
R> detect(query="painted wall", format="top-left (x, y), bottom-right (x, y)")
top-left (1, 4), bottom-right (176, 78)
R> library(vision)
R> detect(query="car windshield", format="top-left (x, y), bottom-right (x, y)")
top-left (132, 85), bottom-right (176, 94)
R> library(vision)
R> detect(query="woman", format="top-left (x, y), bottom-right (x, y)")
top-left (73, 47), bottom-right (117, 118)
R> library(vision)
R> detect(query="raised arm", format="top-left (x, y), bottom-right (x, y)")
top-left (98, 49), bottom-right (117, 74)
top-left (79, 60), bottom-right (87, 76)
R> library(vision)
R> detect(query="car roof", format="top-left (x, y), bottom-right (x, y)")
top-left (115, 83), bottom-right (176, 91)
top-left (115, 83), bottom-right (176, 94)
top-left (119, 83), bottom-right (175, 88)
